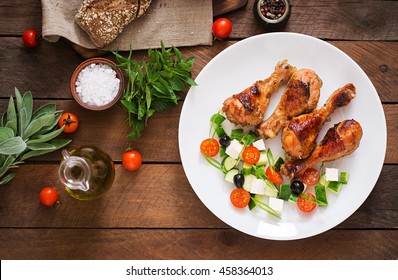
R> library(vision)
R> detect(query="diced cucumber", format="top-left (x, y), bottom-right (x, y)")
top-left (319, 173), bottom-right (327, 186)
top-left (278, 184), bottom-right (291, 201)
top-left (242, 162), bottom-right (253, 175)
top-left (274, 157), bottom-right (285, 171)
top-left (215, 126), bottom-right (226, 137)
top-left (288, 192), bottom-right (299, 203)
top-left (219, 146), bottom-right (227, 158)
top-left (249, 194), bottom-right (263, 210)
top-left (339, 171), bottom-right (349, 184)
top-left (230, 128), bottom-right (244, 141)
top-left (243, 174), bottom-right (256, 192)
top-left (241, 131), bottom-right (258, 146)
top-left (315, 185), bottom-right (328, 206)
top-left (255, 150), bottom-right (268, 166)
top-left (224, 169), bottom-right (239, 184)
top-left (210, 113), bottom-right (226, 126)
top-left (264, 180), bottom-right (278, 198)
top-left (327, 181), bottom-right (343, 193)
top-left (222, 156), bottom-right (237, 172)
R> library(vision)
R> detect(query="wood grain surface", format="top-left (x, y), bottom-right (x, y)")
top-left (0, 0), bottom-right (397, 260)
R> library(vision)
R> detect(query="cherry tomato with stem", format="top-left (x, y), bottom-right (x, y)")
top-left (122, 149), bottom-right (142, 171)
top-left (39, 187), bottom-right (59, 206)
top-left (230, 188), bottom-right (251, 208)
top-left (266, 165), bottom-right (283, 184)
top-left (22, 29), bottom-right (40, 48)
top-left (58, 112), bottom-right (79, 133)
top-left (301, 167), bottom-right (320, 187)
top-left (297, 192), bottom-right (317, 212)
top-left (242, 145), bottom-right (260, 164)
top-left (200, 138), bottom-right (220, 157)
top-left (212, 18), bottom-right (232, 39)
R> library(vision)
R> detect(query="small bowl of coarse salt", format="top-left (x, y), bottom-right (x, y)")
top-left (70, 57), bottom-right (124, 110)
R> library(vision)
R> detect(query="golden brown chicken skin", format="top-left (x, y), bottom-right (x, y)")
top-left (257, 69), bottom-right (322, 139)
top-left (281, 83), bottom-right (356, 159)
top-left (222, 60), bottom-right (296, 126)
top-left (280, 119), bottom-right (363, 179)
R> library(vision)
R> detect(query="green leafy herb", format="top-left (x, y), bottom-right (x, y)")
top-left (113, 42), bottom-right (197, 139)
top-left (0, 88), bottom-right (71, 185)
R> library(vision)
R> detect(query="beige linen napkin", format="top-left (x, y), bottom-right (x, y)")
top-left (41, 0), bottom-right (213, 50)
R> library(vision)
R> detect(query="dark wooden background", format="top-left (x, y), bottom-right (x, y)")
top-left (0, 0), bottom-right (397, 259)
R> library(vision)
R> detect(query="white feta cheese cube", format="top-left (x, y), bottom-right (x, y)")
top-left (225, 139), bottom-right (243, 160)
top-left (250, 178), bottom-right (266, 195)
top-left (268, 197), bottom-right (284, 213)
top-left (252, 139), bottom-right (266, 151)
top-left (325, 168), bottom-right (339, 182)
top-left (221, 119), bottom-right (237, 137)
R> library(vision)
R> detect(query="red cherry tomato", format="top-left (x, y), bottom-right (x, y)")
top-left (297, 192), bottom-right (317, 212)
top-left (22, 29), bottom-right (40, 48)
top-left (200, 138), bottom-right (220, 157)
top-left (58, 112), bottom-right (79, 133)
top-left (39, 187), bottom-right (59, 206)
top-left (301, 168), bottom-right (320, 187)
top-left (212, 18), bottom-right (232, 39)
top-left (266, 166), bottom-right (283, 184)
top-left (230, 188), bottom-right (251, 208)
top-left (242, 145), bottom-right (260, 164)
top-left (122, 150), bottom-right (142, 171)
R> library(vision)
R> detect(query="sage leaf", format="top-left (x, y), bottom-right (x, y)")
top-left (32, 103), bottom-right (57, 119)
top-left (27, 126), bottom-right (64, 144)
top-left (0, 127), bottom-right (14, 142)
top-left (27, 142), bottom-right (56, 151)
top-left (21, 139), bottom-right (71, 160)
top-left (6, 96), bottom-right (17, 134)
top-left (22, 91), bottom-right (33, 125)
top-left (19, 107), bottom-right (28, 138)
top-left (24, 114), bottom-right (56, 140)
top-left (0, 173), bottom-right (15, 185)
top-left (48, 139), bottom-right (71, 149)
top-left (0, 155), bottom-right (16, 177)
top-left (14, 88), bottom-right (23, 114)
top-left (0, 137), bottom-right (26, 155)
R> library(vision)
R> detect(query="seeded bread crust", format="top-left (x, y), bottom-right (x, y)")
top-left (75, 0), bottom-right (152, 48)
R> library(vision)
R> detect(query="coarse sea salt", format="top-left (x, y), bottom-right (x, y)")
top-left (75, 63), bottom-right (120, 107)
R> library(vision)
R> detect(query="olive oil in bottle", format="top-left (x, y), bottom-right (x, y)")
top-left (58, 145), bottom-right (115, 200)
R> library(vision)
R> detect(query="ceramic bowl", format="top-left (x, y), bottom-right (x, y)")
top-left (70, 57), bottom-right (124, 111)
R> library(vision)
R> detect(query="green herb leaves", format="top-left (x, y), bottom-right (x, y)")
top-left (113, 42), bottom-right (196, 139)
top-left (0, 88), bottom-right (71, 185)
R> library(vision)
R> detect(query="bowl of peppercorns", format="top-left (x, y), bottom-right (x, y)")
top-left (253, 0), bottom-right (291, 28)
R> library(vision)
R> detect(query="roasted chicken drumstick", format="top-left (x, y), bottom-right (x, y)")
top-left (282, 83), bottom-right (356, 159)
top-left (280, 119), bottom-right (363, 179)
top-left (257, 69), bottom-right (322, 139)
top-left (222, 60), bottom-right (296, 126)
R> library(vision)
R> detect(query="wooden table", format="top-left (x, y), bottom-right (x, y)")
top-left (0, 0), bottom-right (397, 260)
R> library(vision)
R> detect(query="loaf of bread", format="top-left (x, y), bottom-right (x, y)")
top-left (75, 0), bottom-right (152, 48)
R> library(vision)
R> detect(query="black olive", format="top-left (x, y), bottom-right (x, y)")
top-left (219, 135), bottom-right (231, 147)
top-left (290, 179), bottom-right (305, 194)
top-left (233, 174), bottom-right (245, 188)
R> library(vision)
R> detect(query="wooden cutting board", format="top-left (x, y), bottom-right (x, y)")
top-left (72, 0), bottom-right (248, 58)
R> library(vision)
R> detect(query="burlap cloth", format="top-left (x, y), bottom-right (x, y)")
top-left (41, 0), bottom-right (213, 51)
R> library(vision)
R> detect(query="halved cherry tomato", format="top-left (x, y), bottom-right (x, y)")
top-left (122, 150), bottom-right (142, 171)
top-left (242, 145), bottom-right (260, 164)
top-left (22, 29), bottom-right (40, 48)
top-left (212, 18), bottom-right (232, 39)
top-left (39, 187), bottom-right (59, 206)
top-left (297, 192), bottom-right (317, 212)
top-left (266, 166), bottom-right (283, 184)
top-left (58, 112), bottom-right (79, 133)
top-left (230, 188), bottom-right (251, 208)
top-left (200, 138), bottom-right (219, 157)
top-left (301, 168), bottom-right (320, 187)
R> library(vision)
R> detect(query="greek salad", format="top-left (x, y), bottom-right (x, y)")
top-left (200, 112), bottom-right (350, 219)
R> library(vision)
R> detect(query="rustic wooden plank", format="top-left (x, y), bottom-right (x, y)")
top-left (227, 0), bottom-right (398, 40)
top-left (1, 38), bottom-right (397, 103)
top-left (1, 0), bottom-right (397, 41)
top-left (0, 99), bottom-right (396, 164)
top-left (0, 228), bottom-right (396, 259)
top-left (0, 164), bottom-right (396, 229)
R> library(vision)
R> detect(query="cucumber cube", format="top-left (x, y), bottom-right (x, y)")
top-left (315, 185), bottom-right (328, 206)
top-left (327, 181), bottom-right (343, 193)
top-left (278, 184), bottom-right (291, 201)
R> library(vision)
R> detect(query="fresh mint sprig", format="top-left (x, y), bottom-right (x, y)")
top-left (113, 42), bottom-right (197, 139)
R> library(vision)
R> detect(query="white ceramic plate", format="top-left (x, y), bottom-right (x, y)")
top-left (178, 33), bottom-right (386, 240)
